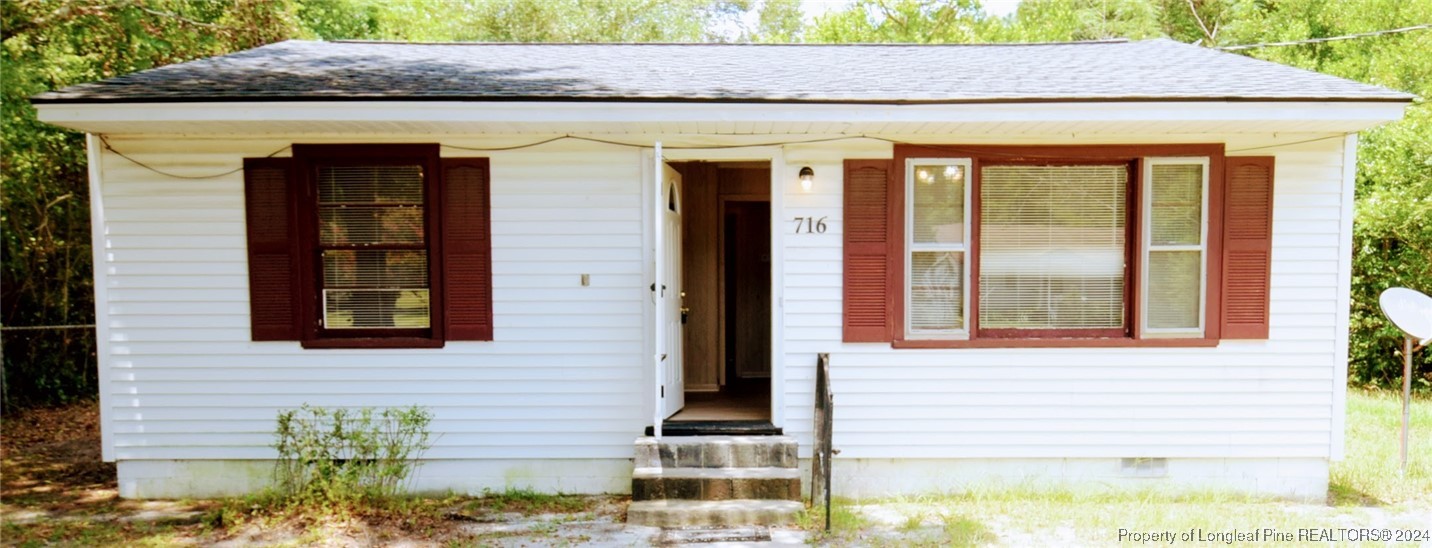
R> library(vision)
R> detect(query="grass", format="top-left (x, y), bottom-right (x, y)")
top-left (1329, 388), bottom-right (1432, 505)
top-left (794, 390), bottom-right (1432, 546)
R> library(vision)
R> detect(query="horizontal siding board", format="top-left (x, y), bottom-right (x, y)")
top-left (112, 393), bottom-right (642, 408)
top-left (116, 367), bottom-right (642, 382)
top-left (114, 405), bottom-right (642, 421)
top-left (109, 380), bottom-right (637, 395)
top-left (110, 353), bottom-right (639, 368)
top-left (110, 341), bottom-right (641, 355)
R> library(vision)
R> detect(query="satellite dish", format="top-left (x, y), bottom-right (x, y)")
top-left (1379, 287), bottom-right (1432, 344)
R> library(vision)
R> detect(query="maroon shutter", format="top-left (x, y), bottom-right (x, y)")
top-left (843, 159), bottom-right (894, 342)
top-left (243, 157), bottom-right (300, 341)
top-left (442, 158), bottom-right (494, 341)
top-left (1221, 156), bottom-right (1275, 339)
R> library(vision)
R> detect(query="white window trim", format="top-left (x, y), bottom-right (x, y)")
top-left (1141, 157), bottom-right (1210, 337)
top-left (905, 158), bottom-right (973, 339)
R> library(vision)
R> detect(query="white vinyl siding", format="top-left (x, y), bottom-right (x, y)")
top-left (1142, 158), bottom-right (1210, 335)
top-left (95, 137), bottom-right (646, 461)
top-left (781, 137), bottom-right (1347, 461)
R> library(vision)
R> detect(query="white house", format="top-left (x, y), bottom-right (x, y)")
top-left (34, 39), bottom-right (1410, 509)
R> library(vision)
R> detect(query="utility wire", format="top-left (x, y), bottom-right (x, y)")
top-left (104, 132), bottom-right (1349, 180)
top-left (99, 136), bottom-right (289, 180)
top-left (1218, 24), bottom-right (1431, 51)
top-left (1226, 134), bottom-right (1347, 153)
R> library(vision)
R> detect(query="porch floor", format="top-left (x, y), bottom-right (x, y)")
top-left (668, 383), bottom-right (769, 422)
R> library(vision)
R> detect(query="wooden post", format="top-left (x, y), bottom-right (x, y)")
top-left (1402, 336), bottom-right (1412, 477)
top-left (811, 352), bottom-right (833, 531)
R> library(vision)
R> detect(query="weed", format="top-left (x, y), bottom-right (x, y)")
top-left (272, 404), bottom-right (434, 504)
top-left (941, 514), bottom-right (996, 545)
top-left (469, 487), bottom-right (592, 513)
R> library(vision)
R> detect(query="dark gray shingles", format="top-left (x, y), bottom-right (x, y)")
top-left (32, 39), bottom-right (1412, 104)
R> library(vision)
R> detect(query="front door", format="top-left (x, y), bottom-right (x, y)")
top-left (660, 164), bottom-right (685, 418)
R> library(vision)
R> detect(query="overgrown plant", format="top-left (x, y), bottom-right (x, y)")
top-left (273, 404), bottom-right (434, 503)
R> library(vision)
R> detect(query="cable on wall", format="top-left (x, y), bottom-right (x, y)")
top-left (100, 131), bottom-right (1354, 180)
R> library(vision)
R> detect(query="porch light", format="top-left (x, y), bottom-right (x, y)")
top-left (799, 166), bottom-right (815, 191)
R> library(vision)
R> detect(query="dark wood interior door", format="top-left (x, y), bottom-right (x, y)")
top-left (725, 201), bottom-right (771, 380)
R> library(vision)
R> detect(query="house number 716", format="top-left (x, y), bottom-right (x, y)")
top-left (792, 216), bottom-right (828, 234)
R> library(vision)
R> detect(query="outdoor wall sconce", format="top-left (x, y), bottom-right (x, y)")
top-left (799, 166), bottom-right (815, 192)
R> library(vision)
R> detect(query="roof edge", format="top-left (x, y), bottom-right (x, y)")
top-left (324, 38), bottom-right (1135, 47)
top-left (30, 94), bottom-right (1416, 106)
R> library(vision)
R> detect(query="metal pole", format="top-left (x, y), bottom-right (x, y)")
top-left (1402, 335), bottom-right (1412, 477)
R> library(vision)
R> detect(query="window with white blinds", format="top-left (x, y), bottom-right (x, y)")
top-left (906, 159), bottom-right (971, 336)
top-left (979, 164), bottom-right (1128, 331)
top-left (1142, 159), bottom-right (1208, 334)
top-left (317, 165), bottom-right (431, 329)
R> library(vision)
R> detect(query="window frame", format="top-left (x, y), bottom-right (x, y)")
top-left (292, 144), bottom-right (446, 349)
top-left (904, 158), bottom-right (973, 340)
top-left (1141, 157), bottom-right (1211, 338)
top-left (890, 144), bottom-right (1225, 348)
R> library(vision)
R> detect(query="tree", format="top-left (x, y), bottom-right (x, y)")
top-left (807, 0), bottom-right (997, 43)
top-left (1, 0), bottom-right (305, 409)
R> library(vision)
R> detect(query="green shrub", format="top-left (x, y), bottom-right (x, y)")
top-left (273, 404), bottom-right (434, 503)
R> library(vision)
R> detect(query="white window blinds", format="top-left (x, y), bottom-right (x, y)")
top-left (979, 165), bottom-right (1128, 330)
top-left (907, 160), bottom-right (971, 335)
top-left (317, 165), bottom-right (431, 329)
top-left (1143, 160), bottom-right (1208, 333)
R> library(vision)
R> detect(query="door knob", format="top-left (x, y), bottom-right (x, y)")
top-left (680, 307), bottom-right (690, 324)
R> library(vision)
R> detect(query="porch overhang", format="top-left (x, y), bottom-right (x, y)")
top-left (35, 100), bottom-right (1408, 137)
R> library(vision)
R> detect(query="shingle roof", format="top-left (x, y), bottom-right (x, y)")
top-left (31, 39), bottom-right (1412, 104)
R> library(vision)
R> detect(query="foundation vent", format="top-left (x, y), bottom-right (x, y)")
top-left (1120, 457), bottom-right (1168, 478)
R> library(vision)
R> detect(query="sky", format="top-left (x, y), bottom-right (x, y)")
top-left (799, 0), bottom-right (1024, 23)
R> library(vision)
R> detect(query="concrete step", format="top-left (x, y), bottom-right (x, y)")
top-left (631, 467), bottom-right (802, 501)
top-left (635, 435), bottom-right (798, 469)
top-left (627, 499), bottom-right (804, 528)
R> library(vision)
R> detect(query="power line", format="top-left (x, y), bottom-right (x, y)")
top-left (1218, 24), bottom-right (1431, 51)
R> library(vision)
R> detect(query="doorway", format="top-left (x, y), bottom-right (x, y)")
top-left (665, 162), bottom-right (772, 425)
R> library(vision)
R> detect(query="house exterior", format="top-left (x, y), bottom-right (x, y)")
top-left (33, 39), bottom-right (1410, 501)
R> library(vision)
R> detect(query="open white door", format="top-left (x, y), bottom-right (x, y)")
top-left (659, 164), bottom-right (685, 419)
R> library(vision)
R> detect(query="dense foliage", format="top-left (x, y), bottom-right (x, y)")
top-left (3, 0), bottom-right (1428, 410)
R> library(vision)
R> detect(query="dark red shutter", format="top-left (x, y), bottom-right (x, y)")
top-left (1221, 156), bottom-right (1275, 339)
top-left (843, 159), bottom-right (894, 342)
top-left (442, 158), bottom-right (494, 341)
top-left (243, 157), bottom-right (300, 341)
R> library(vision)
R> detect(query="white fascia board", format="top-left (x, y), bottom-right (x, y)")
top-left (36, 100), bottom-right (1409, 129)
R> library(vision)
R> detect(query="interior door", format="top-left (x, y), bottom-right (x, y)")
top-left (660, 164), bottom-right (685, 418)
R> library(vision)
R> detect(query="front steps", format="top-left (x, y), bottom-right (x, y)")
top-left (628, 435), bottom-right (803, 527)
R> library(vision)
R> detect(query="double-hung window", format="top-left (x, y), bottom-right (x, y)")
top-left (906, 160), bottom-right (972, 337)
top-left (243, 144), bottom-right (493, 348)
top-left (1142, 158), bottom-right (1210, 336)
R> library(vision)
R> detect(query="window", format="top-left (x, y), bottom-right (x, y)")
top-left (243, 144), bottom-right (493, 348)
top-left (905, 159), bottom-right (971, 337)
top-left (843, 146), bottom-right (1275, 346)
top-left (297, 145), bottom-right (441, 345)
top-left (978, 163), bottom-right (1129, 337)
top-left (896, 147), bottom-right (1219, 343)
top-left (1143, 158), bottom-right (1209, 336)
top-left (315, 164), bottom-right (432, 333)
